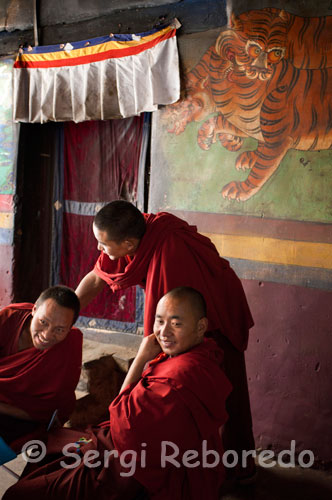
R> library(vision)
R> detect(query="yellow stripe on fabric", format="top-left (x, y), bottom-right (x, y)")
top-left (202, 232), bottom-right (332, 270)
top-left (0, 212), bottom-right (13, 229)
top-left (18, 25), bottom-right (173, 63)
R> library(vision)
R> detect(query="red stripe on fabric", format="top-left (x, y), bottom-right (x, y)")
top-left (14, 29), bottom-right (176, 69)
top-left (0, 195), bottom-right (13, 211)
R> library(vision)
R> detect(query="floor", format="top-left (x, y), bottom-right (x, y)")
top-left (1, 454), bottom-right (25, 499)
top-left (1, 455), bottom-right (332, 499)
top-left (221, 464), bottom-right (332, 500)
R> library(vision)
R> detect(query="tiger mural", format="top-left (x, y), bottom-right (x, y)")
top-left (164, 8), bottom-right (332, 201)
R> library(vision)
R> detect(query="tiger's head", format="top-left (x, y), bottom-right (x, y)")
top-left (216, 8), bottom-right (291, 81)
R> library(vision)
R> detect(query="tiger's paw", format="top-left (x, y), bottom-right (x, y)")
top-left (235, 151), bottom-right (256, 171)
top-left (197, 117), bottom-right (217, 150)
top-left (162, 97), bottom-right (204, 135)
top-left (161, 102), bottom-right (192, 135)
top-left (218, 134), bottom-right (243, 151)
top-left (221, 181), bottom-right (254, 201)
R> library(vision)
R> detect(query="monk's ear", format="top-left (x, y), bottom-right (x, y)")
top-left (197, 317), bottom-right (208, 338)
top-left (31, 304), bottom-right (37, 316)
top-left (124, 238), bottom-right (139, 253)
top-left (124, 239), bottom-right (134, 251)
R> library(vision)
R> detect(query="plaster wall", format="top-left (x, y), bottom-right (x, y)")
top-left (244, 279), bottom-right (332, 463)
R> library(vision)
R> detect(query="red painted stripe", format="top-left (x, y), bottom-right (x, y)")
top-left (14, 30), bottom-right (176, 69)
top-left (0, 194), bottom-right (13, 211)
top-left (168, 210), bottom-right (332, 244)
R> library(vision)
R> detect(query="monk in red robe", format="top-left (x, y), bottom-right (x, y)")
top-left (3, 287), bottom-right (232, 500)
top-left (75, 200), bottom-right (255, 481)
top-left (0, 285), bottom-right (83, 446)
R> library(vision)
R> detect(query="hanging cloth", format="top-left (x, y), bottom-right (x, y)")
top-left (56, 117), bottom-right (146, 331)
top-left (13, 20), bottom-right (181, 123)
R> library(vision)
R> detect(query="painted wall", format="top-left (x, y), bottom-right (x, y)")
top-left (150, 4), bottom-right (332, 462)
top-left (0, 59), bottom-right (18, 307)
top-left (1, 0), bottom-right (331, 464)
top-left (244, 279), bottom-right (332, 462)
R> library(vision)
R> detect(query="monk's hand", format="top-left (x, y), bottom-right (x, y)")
top-left (120, 334), bottom-right (162, 392)
top-left (136, 333), bottom-right (162, 364)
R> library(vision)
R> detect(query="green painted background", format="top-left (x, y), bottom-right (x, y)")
top-left (150, 15), bottom-right (332, 225)
top-left (154, 115), bottom-right (332, 223)
top-left (0, 59), bottom-right (17, 195)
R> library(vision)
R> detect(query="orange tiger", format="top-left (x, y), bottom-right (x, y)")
top-left (164, 8), bottom-right (332, 201)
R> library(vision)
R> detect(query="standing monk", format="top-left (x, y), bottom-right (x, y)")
top-left (76, 200), bottom-right (255, 480)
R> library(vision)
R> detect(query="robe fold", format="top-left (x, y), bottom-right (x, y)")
top-left (0, 303), bottom-right (83, 425)
top-left (109, 337), bottom-right (232, 499)
top-left (3, 338), bottom-right (231, 500)
top-left (94, 212), bottom-right (253, 351)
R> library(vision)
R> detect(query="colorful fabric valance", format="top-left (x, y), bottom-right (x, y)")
top-left (13, 21), bottom-right (181, 123)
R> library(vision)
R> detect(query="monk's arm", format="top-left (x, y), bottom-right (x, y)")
top-left (0, 401), bottom-right (32, 420)
top-left (75, 270), bottom-right (106, 309)
top-left (120, 334), bottom-right (161, 392)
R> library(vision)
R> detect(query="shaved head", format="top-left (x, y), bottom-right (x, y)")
top-left (94, 200), bottom-right (146, 243)
top-left (162, 287), bottom-right (207, 320)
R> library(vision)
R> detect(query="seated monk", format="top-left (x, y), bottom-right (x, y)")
top-left (0, 285), bottom-right (83, 446)
top-left (76, 200), bottom-right (255, 481)
top-left (3, 287), bottom-right (232, 500)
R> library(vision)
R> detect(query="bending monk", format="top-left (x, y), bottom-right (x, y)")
top-left (3, 287), bottom-right (232, 500)
top-left (75, 200), bottom-right (255, 480)
top-left (0, 285), bottom-right (82, 445)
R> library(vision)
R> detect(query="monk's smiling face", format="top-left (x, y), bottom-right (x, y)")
top-left (93, 223), bottom-right (138, 261)
top-left (30, 298), bottom-right (74, 350)
top-left (153, 295), bottom-right (207, 357)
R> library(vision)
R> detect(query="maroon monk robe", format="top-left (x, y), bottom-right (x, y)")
top-left (94, 212), bottom-right (255, 471)
top-left (109, 337), bottom-right (232, 499)
top-left (0, 304), bottom-right (83, 424)
top-left (2, 425), bottom-right (143, 500)
top-left (94, 212), bottom-right (253, 351)
top-left (3, 338), bottom-right (231, 500)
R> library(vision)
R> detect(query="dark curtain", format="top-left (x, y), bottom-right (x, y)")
top-left (14, 123), bottom-right (57, 303)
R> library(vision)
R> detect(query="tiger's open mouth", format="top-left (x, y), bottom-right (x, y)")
top-left (227, 57), bottom-right (274, 82)
top-left (245, 66), bottom-right (273, 81)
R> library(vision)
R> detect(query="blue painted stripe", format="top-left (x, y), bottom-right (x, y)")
top-left (0, 228), bottom-right (13, 245)
top-left (229, 258), bottom-right (332, 291)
